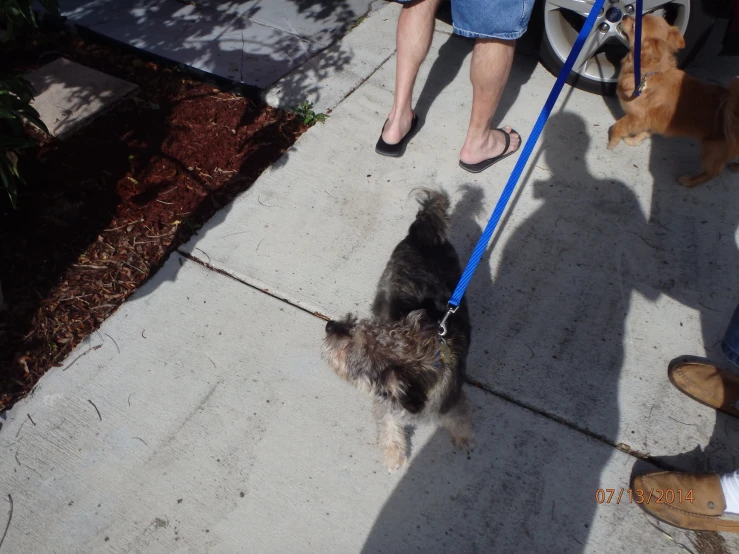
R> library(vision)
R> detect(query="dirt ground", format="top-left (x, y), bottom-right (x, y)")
top-left (0, 31), bottom-right (307, 411)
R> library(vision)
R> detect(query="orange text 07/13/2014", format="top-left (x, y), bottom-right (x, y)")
top-left (595, 488), bottom-right (694, 504)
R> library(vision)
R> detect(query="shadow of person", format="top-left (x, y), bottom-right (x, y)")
top-left (362, 112), bottom-right (658, 552)
top-left (414, 33), bottom-right (473, 122)
top-left (592, 15), bottom-right (739, 478)
top-left (644, 141), bottom-right (739, 370)
top-left (447, 184), bottom-right (498, 348)
top-left (448, 184), bottom-right (488, 275)
top-left (489, 53), bottom-right (539, 131)
top-left (636, 134), bottom-right (739, 475)
top-left (471, 112), bottom-right (656, 429)
top-left (630, 17), bottom-right (739, 473)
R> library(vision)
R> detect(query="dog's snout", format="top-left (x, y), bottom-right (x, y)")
top-left (326, 316), bottom-right (357, 337)
top-left (326, 319), bottom-right (350, 334)
top-left (620, 15), bottom-right (633, 34)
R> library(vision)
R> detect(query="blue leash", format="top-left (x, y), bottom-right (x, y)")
top-left (438, 0), bottom-right (608, 336)
top-left (633, 0), bottom-right (644, 96)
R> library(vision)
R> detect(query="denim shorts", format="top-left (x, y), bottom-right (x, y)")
top-left (394, 0), bottom-right (536, 40)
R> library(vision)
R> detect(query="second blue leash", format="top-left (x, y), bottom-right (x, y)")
top-left (633, 0), bottom-right (644, 96)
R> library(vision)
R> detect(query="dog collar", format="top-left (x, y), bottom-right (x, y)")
top-left (434, 338), bottom-right (451, 368)
top-left (634, 71), bottom-right (660, 95)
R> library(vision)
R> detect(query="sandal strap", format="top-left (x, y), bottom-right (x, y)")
top-left (497, 128), bottom-right (512, 156)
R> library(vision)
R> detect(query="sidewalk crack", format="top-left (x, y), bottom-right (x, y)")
top-left (177, 251), bottom-right (330, 321)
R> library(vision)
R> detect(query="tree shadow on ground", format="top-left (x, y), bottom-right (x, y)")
top-left (57, 0), bottom-right (363, 94)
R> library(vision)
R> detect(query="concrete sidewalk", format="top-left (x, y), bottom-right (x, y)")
top-left (0, 256), bottom-right (690, 552)
top-left (58, 0), bottom-right (381, 88)
top-left (2, 3), bottom-right (739, 552)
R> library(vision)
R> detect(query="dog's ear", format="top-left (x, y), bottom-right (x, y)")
top-left (666, 26), bottom-right (685, 51)
top-left (621, 16), bottom-right (635, 43)
top-left (405, 308), bottom-right (439, 330)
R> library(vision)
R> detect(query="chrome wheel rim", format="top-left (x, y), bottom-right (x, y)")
top-left (543, 0), bottom-right (691, 84)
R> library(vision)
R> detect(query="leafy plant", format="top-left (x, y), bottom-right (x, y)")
top-left (0, 75), bottom-right (49, 208)
top-left (0, 0), bottom-right (60, 208)
top-left (0, 0), bottom-right (60, 41)
top-left (293, 100), bottom-right (328, 126)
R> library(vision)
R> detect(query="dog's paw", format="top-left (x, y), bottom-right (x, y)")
top-left (451, 434), bottom-right (473, 452)
top-left (677, 175), bottom-right (698, 187)
top-left (383, 444), bottom-right (406, 472)
top-left (606, 126), bottom-right (619, 150)
top-left (623, 132), bottom-right (649, 147)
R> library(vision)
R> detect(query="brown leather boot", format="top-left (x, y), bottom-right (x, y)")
top-left (668, 361), bottom-right (739, 419)
top-left (635, 472), bottom-right (739, 532)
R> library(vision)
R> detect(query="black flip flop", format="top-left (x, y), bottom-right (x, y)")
top-left (375, 114), bottom-right (419, 157)
top-left (459, 128), bottom-right (522, 173)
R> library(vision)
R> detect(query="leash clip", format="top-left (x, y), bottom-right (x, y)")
top-left (434, 335), bottom-right (449, 368)
top-left (634, 75), bottom-right (647, 97)
top-left (634, 71), bottom-right (658, 97)
top-left (438, 305), bottom-right (458, 338)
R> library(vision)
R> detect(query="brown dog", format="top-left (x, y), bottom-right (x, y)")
top-left (609, 14), bottom-right (739, 187)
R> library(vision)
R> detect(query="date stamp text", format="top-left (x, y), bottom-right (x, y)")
top-left (595, 488), bottom-right (694, 504)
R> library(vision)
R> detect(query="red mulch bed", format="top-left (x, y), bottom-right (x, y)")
top-left (0, 32), bottom-right (308, 412)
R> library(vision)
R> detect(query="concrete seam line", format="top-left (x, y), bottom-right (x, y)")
top-left (332, 49), bottom-right (397, 109)
top-left (465, 377), bottom-right (678, 471)
top-left (176, 250), bottom-right (330, 321)
top-left (180, 251), bottom-right (675, 471)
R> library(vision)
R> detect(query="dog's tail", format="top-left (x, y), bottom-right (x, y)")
top-left (408, 188), bottom-right (450, 246)
top-left (723, 78), bottom-right (739, 148)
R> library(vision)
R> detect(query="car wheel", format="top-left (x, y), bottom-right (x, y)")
top-left (537, 0), bottom-right (715, 95)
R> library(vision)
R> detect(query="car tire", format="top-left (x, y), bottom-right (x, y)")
top-left (536, 0), bottom-right (715, 96)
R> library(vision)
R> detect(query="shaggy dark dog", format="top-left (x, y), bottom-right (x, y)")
top-left (322, 190), bottom-right (472, 471)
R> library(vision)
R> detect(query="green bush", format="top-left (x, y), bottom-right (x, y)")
top-left (1, 0), bottom-right (59, 39)
top-left (1, 0), bottom-right (60, 208)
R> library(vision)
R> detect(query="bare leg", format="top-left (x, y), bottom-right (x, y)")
top-left (382, 0), bottom-right (443, 145)
top-left (373, 400), bottom-right (408, 471)
top-left (459, 38), bottom-right (520, 165)
top-left (439, 391), bottom-right (473, 450)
